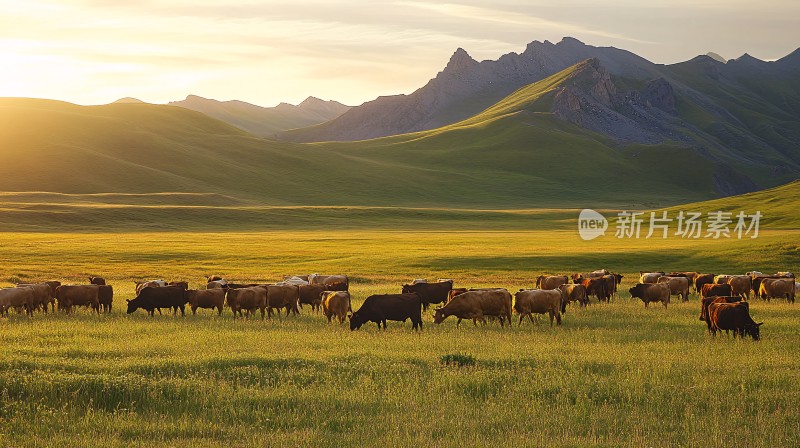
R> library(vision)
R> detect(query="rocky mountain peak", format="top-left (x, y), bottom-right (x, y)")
top-left (443, 47), bottom-right (478, 74)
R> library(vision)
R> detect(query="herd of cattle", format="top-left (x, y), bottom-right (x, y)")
top-left (0, 270), bottom-right (796, 340)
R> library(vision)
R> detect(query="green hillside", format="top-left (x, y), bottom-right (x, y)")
top-left (1, 57), bottom-right (795, 214)
top-left (660, 179), bottom-right (800, 229)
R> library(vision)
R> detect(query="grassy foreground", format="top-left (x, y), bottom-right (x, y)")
top-left (0, 228), bottom-right (799, 447)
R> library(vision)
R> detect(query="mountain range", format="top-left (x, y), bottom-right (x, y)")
top-left (0, 37), bottom-right (798, 209)
top-left (166, 95), bottom-right (350, 137)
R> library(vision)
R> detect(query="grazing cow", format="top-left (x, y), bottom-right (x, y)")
top-left (657, 276), bottom-right (690, 302)
top-left (701, 283), bottom-right (733, 299)
top-left (266, 284), bottom-right (300, 318)
top-left (714, 275), bottom-right (732, 285)
top-left (298, 284), bottom-right (327, 312)
top-left (0, 287), bottom-right (34, 316)
top-left (432, 289), bottom-right (513, 327)
top-left (225, 286), bottom-right (267, 319)
top-left (514, 289), bottom-right (562, 326)
top-left (16, 283), bottom-right (51, 313)
top-left (759, 278), bottom-right (795, 303)
top-left (559, 284), bottom-right (589, 310)
top-left (639, 272), bottom-right (666, 283)
top-left (699, 296), bottom-right (742, 332)
top-left (708, 302), bottom-right (762, 340)
top-left (535, 275), bottom-right (569, 290)
top-left (581, 277), bottom-right (610, 303)
top-left (727, 275), bottom-right (753, 300)
top-left (350, 293), bottom-right (423, 331)
top-left (629, 283), bottom-right (670, 308)
top-left (776, 272), bottom-right (795, 278)
top-left (309, 274), bottom-right (349, 291)
top-left (88, 276), bottom-right (106, 286)
top-left (98, 285), bottom-right (113, 313)
top-left (322, 291), bottom-right (351, 323)
top-left (167, 281), bottom-right (189, 290)
top-left (571, 270), bottom-right (608, 284)
top-left (186, 289), bottom-right (225, 315)
top-left (282, 276), bottom-right (309, 285)
top-left (56, 285), bottom-right (100, 314)
top-left (401, 280), bottom-right (453, 310)
top-left (127, 286), bottom-right (188, 317)
top-left (694, 274), bottom-right (715, 294)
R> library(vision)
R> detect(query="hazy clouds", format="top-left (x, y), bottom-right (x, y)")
top-left (1, 0), bottom-right (797, 107)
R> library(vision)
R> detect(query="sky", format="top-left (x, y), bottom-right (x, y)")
top-left (1, 0), bottom-right (798, 107)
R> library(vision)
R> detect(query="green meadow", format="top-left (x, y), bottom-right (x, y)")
top-left (0, 214), bottom-right (799, 447)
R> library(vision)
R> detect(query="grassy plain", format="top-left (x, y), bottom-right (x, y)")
top-left (0, 224), bottom-right (799, 447)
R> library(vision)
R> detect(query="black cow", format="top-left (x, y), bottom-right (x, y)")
top-left (127, 286), bottom-right (188, 317)
top-left (401, 280), bottom-right (453, 310)
top-left (350, 293), bottom-right (423, 331)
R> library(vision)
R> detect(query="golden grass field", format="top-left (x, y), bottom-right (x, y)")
top-left (0, 226), bottom-right (799, 447)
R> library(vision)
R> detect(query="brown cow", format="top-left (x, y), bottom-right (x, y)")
top-left (187, 289), bottom-right (225, 315)
top-left (298, 284), bottom-right (327, 312)
top-left (559, 284), bottom-right (588, 310)
top-left (751, 274), bottom-right (793, 297)
top-left (16, 283), bottom-right (51, 313)
top-left (226, 286), bottom-right (266, 319)
top-left (701, 283), bottom-right (733, 298)
top-left (727, 275), bottom-right (752, 300)
top-left (322, 291), bottom-right (351, 323)
top-left (433, 289), bottom-right (512, 327)
top-left (699, 296), bottom-right (741, 332)
top-left (0, 287), bottom-right (34, 316)
top-left (535, 275), bottom-right (569, 290)
top-left (513, 289), bottom-right (562, 326)
top-left (708, 302), bottom-right (762, 340)
top-left (759, 278), bottom-right (795, 302)
top-left (267, 284), bottom-right (300, 318)
top-left (629, 283), bottom-right (669, 308)
top-left (657, 276), bottom-right (690, 302)
top-left (55, 285), bottom-right (100, 314)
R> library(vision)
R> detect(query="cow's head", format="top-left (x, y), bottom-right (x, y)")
top-left (745, 322), bottom-right (763, 341)
top-left (125, 299), bottom-right (137, 314)
top-left (349, 312), bottom-right (365, 330)
top-left (401, 284), bottom-right (412, 294)
top-left (432, 307), bottom-right (448, 324)
top-left (628, 284), bottom-right (642, 298)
